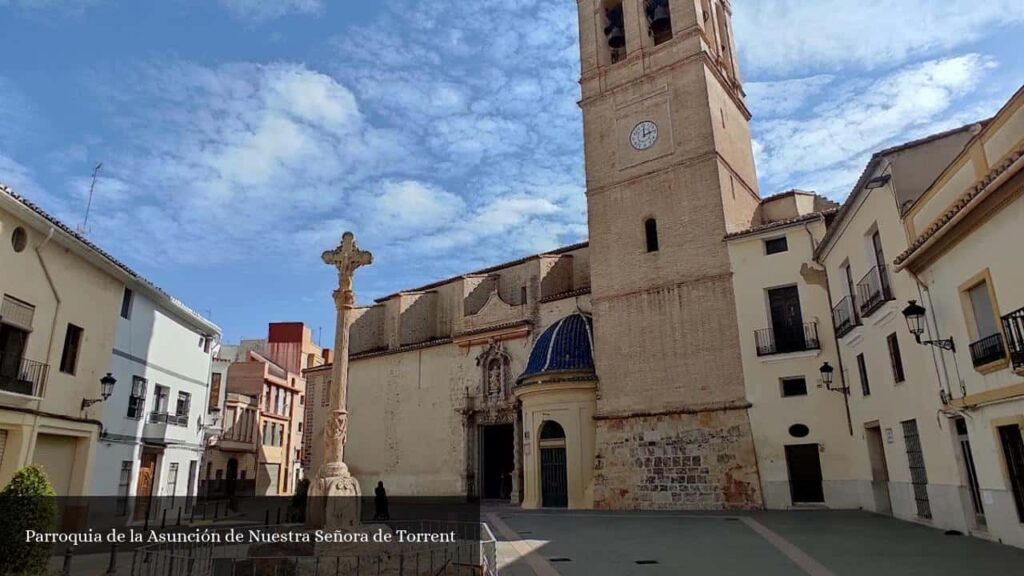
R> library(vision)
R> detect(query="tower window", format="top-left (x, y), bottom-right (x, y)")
top-left (604, 2), bottom-right (626, 64)
top-left (644, 218), bottom-right (659, 253)
top-left (646, 0), bottom-right (673, 45)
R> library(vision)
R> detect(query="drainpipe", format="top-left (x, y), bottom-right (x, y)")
top-left (26, 227), bottom-right (61, 459)
top-left (807, 219), bottom-right (853, 436)
top-left (909, 271), bottom-right (959, 403)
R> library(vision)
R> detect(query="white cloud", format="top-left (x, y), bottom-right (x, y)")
top-left (734, 0), bottom-right (1024, 75)
top-left (753, 54), bottom-right (999, 198)
top-left (746, 75), bottom-right (835, 118)
top-left (218, 0), bottom-right (322, 21)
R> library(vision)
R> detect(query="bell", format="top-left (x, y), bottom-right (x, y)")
top-left (649, 5), bottom-right (671, 37)
top-left (605, 25), bottom-right (625, 49)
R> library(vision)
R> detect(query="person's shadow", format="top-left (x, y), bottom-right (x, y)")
top-left (373, 481), bottom-right (390, 521)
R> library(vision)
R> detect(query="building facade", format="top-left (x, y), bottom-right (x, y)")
top-left (90, 284), bottom-right (219, 524)
top-left (202, 334), bottom-right (309, 497)
top-left (0, 187), bottom-right (119, 496)
top-left (894, 87), bottom-right (1024, 547)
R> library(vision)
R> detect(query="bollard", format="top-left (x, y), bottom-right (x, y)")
top-left (177, 507), bottom-right (182, 526)
top-left (264, 509), bottom-right (270, 525)
top-left (276, 507), bottom-right (281, 525)
top-left (214, 501), bottom-right (220, 519)
top-left (161, 507), bottom-right (168, 529)
top-left (104, 542), bottom-right (118, 576)
top-left (61, 546), bottom-right (74, 576)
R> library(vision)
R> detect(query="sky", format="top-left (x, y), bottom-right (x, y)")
top-left (1, 0), bottom-right (1022, 345)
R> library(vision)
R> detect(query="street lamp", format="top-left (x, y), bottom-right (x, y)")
top-left (819, 362), bottom-right (847, 395)
top-left (902, 300), bottom-right (955, 352)
top-left (82, 373), bottom-right (117, 410)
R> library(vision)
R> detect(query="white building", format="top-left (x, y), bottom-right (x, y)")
top-left (90, 283), bottom-right (219, 524)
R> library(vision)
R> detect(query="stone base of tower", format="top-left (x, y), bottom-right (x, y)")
top-left (592, 408), bottom-right (763, 511)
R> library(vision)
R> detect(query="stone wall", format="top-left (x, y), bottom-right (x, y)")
top-left (593, 409), bottom-right (762, 510)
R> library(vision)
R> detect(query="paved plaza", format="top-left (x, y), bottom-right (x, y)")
top-left (487, 506), bottom-right (1024, 576)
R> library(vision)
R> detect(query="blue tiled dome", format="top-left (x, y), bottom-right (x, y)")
top-left (518, 312), bottom-right (595, 383)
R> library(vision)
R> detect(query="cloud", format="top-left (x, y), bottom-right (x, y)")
top-left (218, 0), bottom-right (322, 21)
top-left (734, 0), bottom-right (1024, 75)
top-left (752, 54), bottom-right (1000, 198)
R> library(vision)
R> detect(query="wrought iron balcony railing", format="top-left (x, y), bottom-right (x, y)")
top-left (857, 265), bottom-right (894, 317)
top-left (832, 295), bottom-right (861, 338)
top-left (0, 352), bottom-right (49, 397)
top-left (1003, 307), bottom-right (1024, 372)
top-left (149, 411), bottom-right (190, 427)
top-left (755, 323), bottom-right (821, 357)
top-left (969, 333), bottom-right (1007, 368)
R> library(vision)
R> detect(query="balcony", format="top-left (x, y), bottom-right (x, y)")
top-left (0, 353), bottom-right (49, 397)
top-left (969, 333), bottom-right (1007, 368)
top-left (1003, 307), bottom-right (1024, 373)
top-left (832, 296), bottom-right (861, 338)
top-left (857, 266), bottom-right (894, 318)
top-left (148, 411), bottom-right (190, 427)
top-left (755, 323), bottom-right (821, 357)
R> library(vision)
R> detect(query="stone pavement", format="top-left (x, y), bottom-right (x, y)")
top-left (486, 506), bottom-right (1024, 576)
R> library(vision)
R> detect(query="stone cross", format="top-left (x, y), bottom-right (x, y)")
top-left (320, 232), bottom-right (372, 469)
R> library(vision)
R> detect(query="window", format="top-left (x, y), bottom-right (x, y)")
top-left (127, 376), bottom-right (147, 419)
top-left (968, 281), bottom-right (999, 339)
top-left (857, 353), bottom-right (870, 396)
top-left (520, 286), bottom-right (528, 305)
top-left (764, 236), bottom-right (788, 255)
top-left (223, 408), bottom-right (236, 439)
top-left (59, 323), bottom-right (83, 375)
top-left (781, 377), bottom-right (808, 397)
top-left (604, 3), bottom-right (626, 63)
top-left (209, 373), bottom-right (222, 412)
top-left (11, 226), bottom-right (27, 253)
top-left (902, 420), bottom-right (931, 518)
top-left (998, 425), bottom-right (1024, 522)
top-left (120, 288), bottom-right (133, 320)
top-left (887, 333), bottom-right (906, 383)
top-left (645, 0), bottom-right (673, 45)
top-left (644, 218), bottom-right (659, 252)
top-left (153, 385), bottom-right (170, 414)
top-left (176, 392), bottom-right (191, 421)
top-left (116, 461), bottom-right (132, 516)
top-left (166, 463), bottom-right (179, 503)
top-left (203, 337), bottom-right (211, 353)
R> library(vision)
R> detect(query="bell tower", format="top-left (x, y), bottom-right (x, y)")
top-left (578, 0), bottom-right (764, 510)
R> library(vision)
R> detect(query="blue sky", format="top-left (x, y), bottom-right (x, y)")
top-left (1, 0), bottom-right (1022, 345)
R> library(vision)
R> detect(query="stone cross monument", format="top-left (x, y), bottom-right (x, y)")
top-left (309, 231), bottom-right (373, 530)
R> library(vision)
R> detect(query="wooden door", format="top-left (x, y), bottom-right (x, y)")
top-left (134, 451), bottom-right (158, 521)
top-left (785, 444), bottom-right (824, 504)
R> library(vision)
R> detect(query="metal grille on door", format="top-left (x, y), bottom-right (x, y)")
top-left (901, 420), bottom-right (932, 518)
top-left (540, 447), bottom-right (568, 508)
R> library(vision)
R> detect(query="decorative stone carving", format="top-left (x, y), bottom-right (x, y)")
top-left (309, 232), bottom-right (373, 530)
top-left (476, 339), bottom-right (512, 402)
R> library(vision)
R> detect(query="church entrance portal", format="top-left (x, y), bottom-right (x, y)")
top-left (480, 424), bottom-right (514, 500)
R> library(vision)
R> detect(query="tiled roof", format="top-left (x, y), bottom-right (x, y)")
top-left (518, 312), bottom-right (595, 383)
top-left (894, 145), bottom-right (1024, 267)
top-left (815, 120), bottom-right (987, 261)
top-left (0, 184), bottom-right (220, 334)
top-left (724, 209), bottom-right (837, 241)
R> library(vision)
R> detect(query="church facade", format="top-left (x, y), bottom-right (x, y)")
top-left (305, 0), bottom-right (1024, 546)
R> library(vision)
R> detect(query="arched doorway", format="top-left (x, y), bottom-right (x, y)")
top-left (539, 421), bottom-right (568, 508)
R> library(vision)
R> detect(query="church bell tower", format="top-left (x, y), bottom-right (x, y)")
top-left (578, 0), bottom-right (764, 509)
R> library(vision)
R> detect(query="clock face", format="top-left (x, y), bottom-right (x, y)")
top-left (630, 120), bottom-right (659, 151)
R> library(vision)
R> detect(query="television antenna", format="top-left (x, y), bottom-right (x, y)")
top-left (77, 162), bottom-right (103, 235)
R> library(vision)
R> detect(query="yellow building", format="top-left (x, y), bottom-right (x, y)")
top-left (894, 85), bottom-right (1024, 547)
top-left (0, 186), bottom-right (133, 495)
